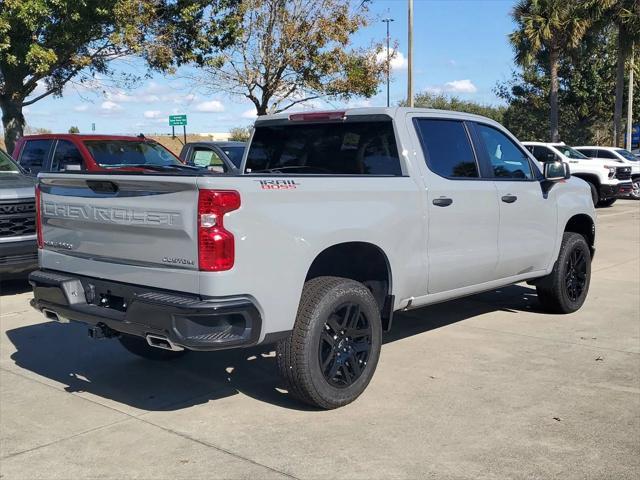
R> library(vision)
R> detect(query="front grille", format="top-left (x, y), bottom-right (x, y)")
top-left (0, 199), bottom-right (36, 238)
top-left (616, 167), bottom-right (632, 181)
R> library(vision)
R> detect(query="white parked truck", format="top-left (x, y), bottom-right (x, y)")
top-left (522, 141), bottom-right (632, 207)
top-left (30, 108), bottom-right (596, 409)
top-left (573, 146), bottom-right (640, 200)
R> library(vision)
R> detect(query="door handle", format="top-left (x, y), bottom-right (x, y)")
top-left (432, 197), bottom-right (453, 207)
top-left (501, 194), bottom-right (517, 204)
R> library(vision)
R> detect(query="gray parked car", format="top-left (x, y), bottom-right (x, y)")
top-left (0, 148), bottom-right (37, 278)
top-left (179, 141), bottom-right (245, 174)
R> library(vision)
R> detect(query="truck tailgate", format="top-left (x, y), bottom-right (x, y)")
top-left (39, 174), bottom-right (200, 291)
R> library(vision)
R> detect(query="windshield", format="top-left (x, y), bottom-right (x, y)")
top-left (555, 145), bottom-right (588, 159)
top-left (84, 140), bottom-right (181, 167)
top-left (221, 146), bottom-right (245, 168)
top-left (615, 149), bottom-right (639, 161)
top-left (0, 149), bottom-right (20, 173)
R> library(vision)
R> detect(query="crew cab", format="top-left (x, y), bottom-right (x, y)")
top-left (522, 141), bottom-right (632, 207)
top-left (0, 149), bottom-right (37, 278)
top-left (573, 146), bottom-right (640, 200)
top-left (12, 134), bottom-right (187, 174)
top-left (179, 141), bottom-right (246, 174)
top-left (29, 108), bottom-right (596, 409)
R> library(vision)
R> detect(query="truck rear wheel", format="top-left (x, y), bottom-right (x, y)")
top-left (536, 232), bottom-right (591, 314)
top-left (118, 334), bottom-right (187, 361)
top-left (277, 276), bottom-right (382, 409)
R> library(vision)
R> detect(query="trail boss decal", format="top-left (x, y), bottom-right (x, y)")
top-left (256, 179), bottom-right (300, 190)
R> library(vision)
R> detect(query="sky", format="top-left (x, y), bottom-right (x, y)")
top-left (19, 0), bottom-right (518, 136)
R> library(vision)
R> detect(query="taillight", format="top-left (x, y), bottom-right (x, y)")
top-left (198, 190), bottom-right (241, 271)
top-left (35, 184), bottom-right (43, 249)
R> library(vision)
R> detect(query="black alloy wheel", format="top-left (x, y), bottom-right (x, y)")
top-left (319, 302), bottom-right (372, 388)
top-left (565, 248), bottom-right (587, 302)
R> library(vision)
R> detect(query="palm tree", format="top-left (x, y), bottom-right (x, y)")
top-left (510, 0), bottom-right (591, 142)
top-left (611, 1), bottom-right (640, 146)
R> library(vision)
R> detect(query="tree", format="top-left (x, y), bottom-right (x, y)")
top-left (0, 0), bottom-right (242, 153)
top-left (509, 0), bottom-right (591, 142)
top-left (68, 126), bottom-right (80, 134)
top-left (607, 0), bottom-right (640, 145)
top-left (408, 92), bottom-right (506, 123)
top-left (228, 126), bottom-right (252, 141)
top-left (496, 26), bottom-right (640, 145)
top-left (197, 0), bottom-right (386, 116)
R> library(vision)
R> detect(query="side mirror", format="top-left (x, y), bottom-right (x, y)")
top-left (544, 161), bottom-right (570, 181)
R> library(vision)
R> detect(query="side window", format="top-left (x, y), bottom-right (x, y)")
top-left (18, 140), bottom-right (53, 174)
top-left (598, 149), bottom-right (617, 159)
top-left (414, 119), bottom-right (478, 178)
top-left (192, 148), bottom-right (226, 172)
top-left (51, 140), bottom-right (84, 171)
top-left (476, 124), bottom-right (533, 180)
top-left (532, 145), bottom-right (554, 163)
top-left (579, 149), bottom-right (596, 158)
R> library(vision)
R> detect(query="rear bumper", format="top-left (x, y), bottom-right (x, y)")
top-left (0, 240), bottom-right (38, 277)
top-left (28, 269), bottom-right (262, 351)
top-left (600, 182), bottom-right (633, 198)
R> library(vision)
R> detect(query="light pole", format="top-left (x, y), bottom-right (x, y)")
top-left (407, 0), bottom-right (414, 107)
top-left (626, 41), bottom-right (634, 150)
top-left (382, 17), bottom-right (394, 107)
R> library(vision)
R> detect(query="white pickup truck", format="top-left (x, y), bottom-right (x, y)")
top-left (30, 108), bottom-right (596, 409)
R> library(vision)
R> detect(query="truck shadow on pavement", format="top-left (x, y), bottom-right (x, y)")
top-left (5, 284), bottom-right (543, 412)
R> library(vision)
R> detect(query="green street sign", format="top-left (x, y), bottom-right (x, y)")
top-left (169, 114), bottom-right (187, 126)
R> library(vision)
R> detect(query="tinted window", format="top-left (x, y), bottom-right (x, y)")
top-left (530, 145), bottom-right (555, 162)
top-left (614, 149), bottom-right (638, 161)
top-left (19, 140), bottom-right (53, 174)
top-left (221, 146), bottom-right (244, 168)
top-left (245, 121), bottom-right (401, 175)
top-left (415, 119), bottom-right (478, 178)
top-left (84, 141), bottom-right (180, 167)
top-left (554, 145), bottom-right (588, 159)
top-left (477, 124), bottom-right (533, 179)
top-left (51, 140), bottom-right (84, 171)
top-left (597, 149), bottom-right (617, 159)
top-left (576, 148), bottom-right (596, 158)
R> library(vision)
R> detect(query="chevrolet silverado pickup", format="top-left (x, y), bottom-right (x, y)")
top-left (29, 108), bottom-right (596, 409)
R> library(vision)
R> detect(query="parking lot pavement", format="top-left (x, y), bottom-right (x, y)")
top-left (1, 200), bottom-right (638, 480)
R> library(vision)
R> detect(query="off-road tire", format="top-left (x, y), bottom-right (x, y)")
top-left (630, 178), bottom-right (640, 200)
top-left (276, 276), bottom-right (382, 409)
top-left (536, 232), bottom-right (591, 314)
top-left (118, 334), bottom-right (187, 361)
top-left (587, 182), bottom-right (599, 207)
top-left (597, 198), bottom-right (616, 208)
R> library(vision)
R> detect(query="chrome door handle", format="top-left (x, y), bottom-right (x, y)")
top-left (432, 197), bottom-right (453, 207)
top-left (501, 195), bottom-right (517, 204)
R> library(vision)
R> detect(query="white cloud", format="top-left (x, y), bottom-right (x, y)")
top-left (426, 79), bottom-right (478, 95)
top-left (195, 100), bottom-right (225, 113)
top-left (443, 79), bottom-right (477, 93)
top-left (241, 109), bottom-right (257, 119)
top-left (376, 48), bottom-right (408, 70)
top-left (101, 100), bottom-right (123, 111)
top-left (144, 110), bottom-right (163, 119)
top-left (73, 104), bottom-right (89, 112)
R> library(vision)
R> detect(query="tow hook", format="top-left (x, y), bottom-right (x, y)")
top-left (88, 324), bottom-right (119, 340)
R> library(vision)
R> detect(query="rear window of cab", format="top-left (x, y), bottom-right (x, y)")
top-left (245, 121), bottom-right (402, 175)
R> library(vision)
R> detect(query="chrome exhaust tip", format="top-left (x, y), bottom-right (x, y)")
top-left (42, 309), bottom-right (70, 324)
top-left (145, 334), bottom-right (184, 352)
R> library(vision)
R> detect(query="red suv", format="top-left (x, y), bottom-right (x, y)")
top-left (12, 134), bottom-right (190, 174)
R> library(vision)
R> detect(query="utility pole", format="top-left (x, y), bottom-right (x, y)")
top-left (407, 0), bottom-right (414, 107)
top-left (382, 16), bottom-right (394, 108)
top-left (626, 42), bottom-right (634, 150)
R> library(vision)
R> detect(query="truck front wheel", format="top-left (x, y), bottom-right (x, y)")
top-left (536, 232), bottom-right (591, 314)
top-left (277, 276), bottom-right (382, 409)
